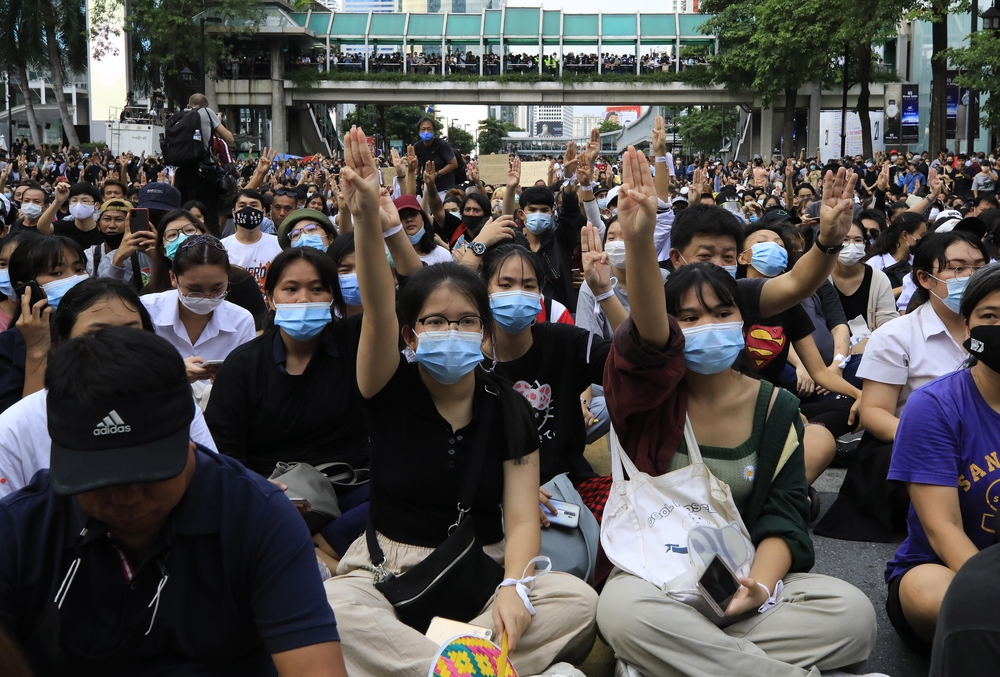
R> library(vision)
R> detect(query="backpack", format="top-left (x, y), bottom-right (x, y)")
top-left (160, 109), bottom-right (208, 166)
top-left (451, 144), bottom-right (468, 184)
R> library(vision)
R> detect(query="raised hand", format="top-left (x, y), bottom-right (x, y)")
top-left (581, 224), bottom-right (612, 294)
top-left (818, 167), bottom-right (857, 247)
top-left (652, 115), bottom-right (667, 157)
top-left (378, 186), bottom-right (401, 233)
top-left (507, 157), bottom-right (521, 189)
top-left (423, 160), bottom-right (438, 188)
top-left (340, 126), bottom-right (381, 218)
top-left (586, 128), bottom-right (601, 169)
top-left (406, 144), bottom-right (418, 174)
top-left (390, 148), bottom-right (408, 178)
top-left (474, 214), bottom-right (517, 247)
top-left (54, 181), bottom-right (70, 205)
top-left (927, 166), bottom-right (943, 197)
top-left (617, 145), bottom-right (657, 242)
top-left (876, 162), bottom-right (890, 192)
top-left (467, 160), bottom-right (479, 183)
top-left (563, 141), bottom-right (579, 176)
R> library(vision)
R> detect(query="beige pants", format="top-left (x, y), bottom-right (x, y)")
top-left (597, 569), bottom-right (877, 677)
top-left (325, 532), bottom-right (599, 677)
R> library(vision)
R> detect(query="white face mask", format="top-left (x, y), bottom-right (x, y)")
top-left (20, 203), bottom-right (43, 220)
top-left (604, 240), bottom-right (627, 269)
top-left (177, 289), bottom-right (226, 315)
top-left (69, 202), bottom-right (96, 220)
top-left (838, 243), bottom-right (867, 267)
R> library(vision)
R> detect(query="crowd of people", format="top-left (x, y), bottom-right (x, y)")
top-left (1, 95), bottom-right (1000, 677)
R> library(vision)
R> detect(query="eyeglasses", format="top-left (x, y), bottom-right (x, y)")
top-left (181, 288), bottom-right (229, 300)
top-left (289, 223), bottom-right (325, 241)
top-left (938, 265), bottom-right (986, 279)
top-left (842, 237), bottom-right (866, 245)
top-left (274, 189), bottom-right (298, 198)
top-left (417, 315), bottom-right (484, 332)
top-left (163, 224), bottom-right (201, 242)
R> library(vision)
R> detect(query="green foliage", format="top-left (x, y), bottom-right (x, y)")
top-left (339, 104), bottom-right (439, 146)
top-left (598, 120), bottom-right (622, 133)
top-left (476, 117), bottom-right (508, 156)
top-left (678, 106), bottom-right (741, 156)
top-left (947, 30), bottom-right (1000, 134)
top-left (447, 125), bottom-right (476, 155)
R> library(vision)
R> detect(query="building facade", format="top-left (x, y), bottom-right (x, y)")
top-left (530, 105), bottom-right (574, 138)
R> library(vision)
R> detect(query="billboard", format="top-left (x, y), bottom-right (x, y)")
top-left (819, 111), bottom-right (885, 163)
top-left (901, 84), bottom-right (919, 145)
top-left (947, 71), bottom-right (959, 138)
top-left (884, 83), bottom-right (901, 145)
top-left (534, 122), bottom-right (563, 137)
top-left (607, 106), bottom-right (641, 127)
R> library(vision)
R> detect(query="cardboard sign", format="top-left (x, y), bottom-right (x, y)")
top-left (519, 161), bottom-right (550, 187)
top-left (477, 154), bottom-right (510, 185)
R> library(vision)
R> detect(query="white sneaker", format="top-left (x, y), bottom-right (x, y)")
top-left (614, 659), bottom-right (646, 677)
top-left (525, 663), bottom-right (587, 677)
top-left (820, 671), bottom-right (892, 677)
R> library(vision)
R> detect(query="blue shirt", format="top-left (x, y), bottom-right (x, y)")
top-left (0, 447), bottom-right (339, 676)
top-left (886, 369), bottom-right (1000, 582)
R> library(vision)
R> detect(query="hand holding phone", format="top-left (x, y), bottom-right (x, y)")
top-left (129, 208), bottom-right (150, 233)
top-left (697, 556), bottom-right (741, 616)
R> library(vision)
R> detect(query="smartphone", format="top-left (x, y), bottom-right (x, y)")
top-left (541, 499), bottom-right (581, 529)
top-left (425, 617), bottom-right (492, 645)
top-left (129, 208), bottom-right (150, 233)
top-left (697, 555), bottom-right (742, 616)
top-left (15, 281), bottom-right (44, 304)
top-left (288, 497), bottom-right (311, 509)
top-left (201, 359), bottom-right (225, 366)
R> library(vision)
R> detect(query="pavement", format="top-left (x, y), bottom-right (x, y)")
top-left (578, 441), bottom-right (931, 677)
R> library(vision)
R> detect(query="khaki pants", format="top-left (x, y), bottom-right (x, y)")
top-left (325, 532), bottom-right (598, 677)
top-left (597, 570), bottom-right (877, 677)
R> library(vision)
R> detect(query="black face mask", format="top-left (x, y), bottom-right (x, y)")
top-left (965, 325), bottom-right (1000, 374)
top-left (461, 214), bottom-right (487, 236)
top-left (102, 231), bottom-right (125, 251)
top-left (234, 206), bottom-right (264, 230)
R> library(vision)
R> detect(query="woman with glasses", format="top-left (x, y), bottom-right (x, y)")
top-left (277, 209), bottom-right (337, 252)
top-left (144, 209), bottom-right (267, 329)
top-left (817, 231), bottom-right (990, 542)
top-left (140, 234), bottom-right (256, 388)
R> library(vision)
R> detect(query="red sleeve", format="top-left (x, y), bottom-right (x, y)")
top-left (603, 315), bottom-right (688, 476)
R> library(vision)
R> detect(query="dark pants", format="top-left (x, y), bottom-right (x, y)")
top-left (931, 544), bottom-right (1000, 676)
top-left (174, 163), bottom-right (224, 230)
top-left (319, 484), bottom-right (370, 557)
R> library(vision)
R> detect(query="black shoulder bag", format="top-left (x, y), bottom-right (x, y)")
top-left (367, 385), bottom-right (504, 633)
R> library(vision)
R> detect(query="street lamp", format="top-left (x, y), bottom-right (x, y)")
top-left (983, 6), bottom-right (1000, 31)
top-left (201, 16), bottom-right (224, 94)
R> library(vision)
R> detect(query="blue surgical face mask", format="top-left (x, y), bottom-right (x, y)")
top-left (930, 273), bottom-right (970, 314)
top-left (722, 265), bottom-right (738, 279)
top-left (681, 321), bottom-right (745, 374)
top-left (164, 233), bottom-right (193, 260)
top-left (292, 233), bottom-right (328, 252)
top-left (419, 131), bottom-right (435, 143)
top-left (745, 241), bottom-right (788, 277)
top-left (598, 198), bottom-right (608, 210)
top-left (490, 290), bottom-right (540, 333)
top-left (41, 274), bottom-right (88, 310)
top-left (413, 329), bottom-right (484, 384)
top-left (524, 212), bottom-right (554, 234)
top-left (339, 273), bottom-right (362, 307)
top-left (0, 269), bottom-right (13, 300)
top-left (407, 226), bottom-right (426, 245)
top-left (274, 302), bottom-right (332, 340)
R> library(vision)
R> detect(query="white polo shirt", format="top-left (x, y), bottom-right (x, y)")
top-left (0, 389), bottom-right (218, 497)
top-left (856, 301), bottom-right (967, 416)
top-left (141, 290), bottom-right (256, 363)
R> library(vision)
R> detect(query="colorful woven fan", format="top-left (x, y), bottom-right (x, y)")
top-left (428, 632), bottom-right (518, 677)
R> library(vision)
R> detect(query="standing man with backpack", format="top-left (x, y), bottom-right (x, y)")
top-left (413, 117), bottom-right (458, 201)
top-left (163, 94), bottom-right (234, 232)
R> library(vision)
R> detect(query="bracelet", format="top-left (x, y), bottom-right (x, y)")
top-left (756, 580), bottom-right (784, 613)
top-left (382, 224), bottom-right (402, 239)
top-left (655, 156), bottom-right (668, 164)
top-left (834, 353), bottom-right (848, 369)
top-left (594, 285), bottom-right (617, 302)
top-left (496, 556), bottom-right (552, 615)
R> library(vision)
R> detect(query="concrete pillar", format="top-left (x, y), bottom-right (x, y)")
top-left (270, 38), bottom-right (287, 153)
top-left (807, 83), bottom-right (821, 155)
top-left (759, 106), bottom-right (774, 160)
top-left (205, 76), bottom-right (218, 113)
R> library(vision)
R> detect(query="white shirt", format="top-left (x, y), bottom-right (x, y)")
top-left (220, 233), bottom-right (283, 294)
top-left (0, 389), bottom-right (218, 497)
top-left (141, 290), bottom-right (256, 362)
top-left (419, 246), bottom-right (454, 266)
top-left (856, 301), bottom-right (967, 416)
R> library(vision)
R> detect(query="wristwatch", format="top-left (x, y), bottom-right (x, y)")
top-left (470, 240), bottom-right (487, 257)
top-left (813, 238), bottom-right (844, 255)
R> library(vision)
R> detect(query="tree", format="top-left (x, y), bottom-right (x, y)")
top-left (0, 0), bottom-right (44, 145)
top-left (948, 29), bottom-right (1000, 139)
top-left (598, 120), bottom-right (622, 133)
top-left (340, 105), bottom-right (440, 147)
top-left (447, 125), bottom-right (475, 155)
top-left (678, 106), bottom-right (741, 156)
top-left (40, 0), bottom-right (87, 146)
top-left (702, 0), bottom-right (843, 157)
top-left (912, 0), bottom-right (970, 155)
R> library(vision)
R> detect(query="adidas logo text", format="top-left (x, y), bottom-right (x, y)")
top-left (93, 410), bottom-right (132, 436)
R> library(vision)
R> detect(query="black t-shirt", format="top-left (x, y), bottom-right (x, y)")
top-left (415, 138), bottom-right (457, 191)
top-left (205, 318), bottom-right (369, 476)
top-left (836, 264), bottom-right (873, 325)
top-left (365, 357), bottom-right (536, 548)
top-left (800, 281), bottom-right (847, 366)
top-left (737, 278), bottom-right (815, 384)
top-left (53, 218), bottom-right (106, 248)
top-left (84, 164), bottom-right (103, 184)
top-left (488, 322), bottom-right (610, 486)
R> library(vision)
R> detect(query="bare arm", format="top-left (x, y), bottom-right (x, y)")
top-left (908, 484), bottom-right (980, 572)
top-left (214, 123), bottom-right (235, 147)
top-left (794, 335), bottom-right (861, 426)
top-left (651, 115), bottom-right (671, 201)
top-left (379, 187), bottom-right (424, 277)
top-left (423, 161), bottom-right (446, 229)
top-left (581, 224), bottom-right (628, 332)
top-left (502, 158), bottom-right (520, 216)
top-left (271, 642), bottom-right (348, 677)
top-left (908, 167), bottom-right (943, 214)
top-left (858, 379), bottom-right (902, 443)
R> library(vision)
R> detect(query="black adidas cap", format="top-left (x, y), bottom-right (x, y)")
top-left (47, 382), bottom-right (195, 495)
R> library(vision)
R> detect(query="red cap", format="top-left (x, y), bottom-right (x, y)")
top-left (393, 194), bottom-right (422, 213)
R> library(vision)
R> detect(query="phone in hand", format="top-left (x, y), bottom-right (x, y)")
top-left (697, 555), bottom-right (742, 616)
top-left (288, 497), bottom-right (311, 510)
top-left (15, 281), bottom-right (44, 304)
top-left (541, 499), bottom-right (581, 529)
top-left (129, 208), bottom-right (150, 233)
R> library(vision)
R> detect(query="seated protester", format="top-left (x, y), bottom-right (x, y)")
top-left (8, 182), bottom-right (53, 235)
top-left (221, 200), bottom-right (283, 295)
top-left (509, 184), bottom-right (581, 311)
top-left (144, 209), bottom-right (267, 329)
top-left (829, 220), bottom-right (899, 385)
top-left (100, 179), bottom-right (127, 202)
top-left (305, 192), bottom-right (329, 215)
top-left (596, 147), bottom-right (877, 677)
top-left (328, 233), bottom-right (363, 317)
top-left (277, 208), bottom-right (338, 253)
top-left (221, 189), bottom-right (272, 239)
top-left (269, 187), bottom-right (298, 233)
top-left (206, 248), bottom-right (370, 560)
top-left (393, 194), bottom-right (452, 265)
top-left (817, 231), bottom-right (989, 542)
top-left (478, 242), bottom-right (613, 521)
top-left (0, 236), bottom-right (88, 413)
top-left (930, 544), bottom-right (1000, 677)
top-left (884, 264), bottom-right (1000, 655)
top-left (866, 211), bottom-right (927, 297)
top-left (428, 182), bottom-right (492, 250)
top-left (134, 181), bottom-right (183, 238)
top-left (92, 198), bottom-right (156, 292)
top-left (140, 234), bottom-right (255, 397)
top-left (0, 278), bottom-right (218, 496)
top-left (0, 232), bottom-right (45, 332)
top-left (325, 130), bottom-right (597, 676)
top-left (50, 181), bottom-right (105, 248)
top-left (181, 200), bottom-right (209, 229)
top-left (0, 327), bottom-right (347, 676)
